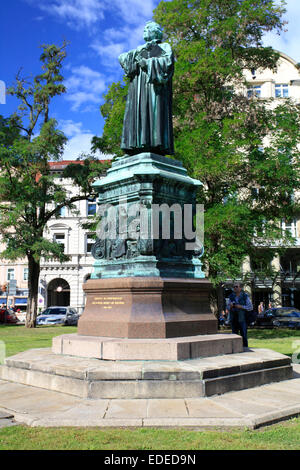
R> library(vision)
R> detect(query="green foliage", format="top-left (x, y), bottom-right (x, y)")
top-left (8, 42), bottom-right (68, 133)
top-left (0, 116), bottom-right (21, 148)
top-left (152, 0), bottom-right (299, 284)
top-left (0, 42), bottom-right (108, 326)
top-left (91, 80), bottom-right (128, 158)
top-left (0, 119), bottom-right (68, 263)
top-left (63, 158), bottom-right (111, 194)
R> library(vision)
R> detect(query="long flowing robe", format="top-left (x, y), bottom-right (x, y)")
top-left (119, 40), bottom-right (174, 155)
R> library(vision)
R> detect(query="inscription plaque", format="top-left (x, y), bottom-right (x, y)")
top-left (92, 296), bottom-right (125, 309)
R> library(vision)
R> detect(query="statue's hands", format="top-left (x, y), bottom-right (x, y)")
top-left (138, 58), bottom-right (147, 70)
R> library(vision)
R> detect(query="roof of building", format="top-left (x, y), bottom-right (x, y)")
top-left (49, 159), bottom-right (110, 171)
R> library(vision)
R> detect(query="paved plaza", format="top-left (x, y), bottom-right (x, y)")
top-left (1, 364), bottom-right (300, 430)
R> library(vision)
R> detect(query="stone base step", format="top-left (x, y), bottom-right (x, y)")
top-left (52, 333), bottom-right (244, 361)
top-left (0, 347), bottom-right (293, 399)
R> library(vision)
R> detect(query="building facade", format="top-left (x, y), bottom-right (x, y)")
top-left (0, 160), bottom-right (106, 314)
top-left (225, 51), bottom-right (300, 311)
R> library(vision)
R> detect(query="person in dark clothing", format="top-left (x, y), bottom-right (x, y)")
top-left (229, 282), bottom-right (253, 347)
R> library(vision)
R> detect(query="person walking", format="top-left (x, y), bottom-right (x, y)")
top-left (229, 282), bottom-right (253, 347)
top-left (258, 302), bottom-right (264, 314)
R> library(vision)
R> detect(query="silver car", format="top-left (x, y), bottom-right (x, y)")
top-left (36, 306), bottom-right (79, 326)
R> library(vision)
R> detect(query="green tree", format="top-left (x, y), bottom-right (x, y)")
top-left (0, 43), bottom-right (109, 327)
top-left (91, 80), bottom-right (128, 158)
top-left (96, 0), bottom-right (300, 312)
top-left (153, 0), bottom-right (300, 309)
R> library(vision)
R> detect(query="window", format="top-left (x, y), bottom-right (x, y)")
top-left (275, 84), bottom-right (289, 98)
top-left (281, 219), bottom-right (297, 238)
top-left (17, 289), bottom-right (28, 296)
top-left (86, 234), bottom-right (95, 254)
top-left (280, 254), bottom-right (300, 274)
top-left (251, 186), bottom-right (266, 199)
top-left (54, 233), bottom-right (65, 253)
top-left (247, 85), bottom-right (261, 98)
top-left (7, 268), bottom-right (15, 281)
top-left (54, 205), bottom-right (67, 218)
top-left (58, 206), bottom-right (67, 217)
top-left (87, 199), bottom-right (97, 216)
top-left (23, 268), bottom-right (28, 281)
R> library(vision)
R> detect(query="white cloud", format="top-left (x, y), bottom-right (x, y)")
top-left (59, 119), bottom-right (111, 160)
top-left (88, 1), bottom-right (156, 71)
top-left (27, 0), bottom-right (156, 69)
top-left (263, 0), bottom-right (300, 62)
top-left (59, 119), bottom-right (90, 137)
top-left (89, 42), bottom-right (126, 69)
top-left (26, 0), bottom-right (156, 30)
top-left (36, 0), bottom-right (106, 29)
top-left (64, 65), bottom-right (106, 111)
top-left (90, 42), bottom-right (125, 62)
top-left (62, 132), bottom-right (94, 159)
top-left (90, 23), bottom-right (147, 70)
top-left (109, 0), bottom-right (155, 26)
top-left (65, 91), bottom-right (100, 111)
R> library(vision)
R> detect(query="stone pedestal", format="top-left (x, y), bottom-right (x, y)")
top-left (78, 277), bottom-right (217, 339)
top-left (1, 347), bottom-right (293, 399)
top-left (90, 153), bottom-right (204, 280)
top-left (53, 333), bottom-right (243, 361)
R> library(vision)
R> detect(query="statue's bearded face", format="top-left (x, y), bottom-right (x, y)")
top-left (143, 22), bottom-right (162, 42)
top-left (143, 25), bottom-right (155, 42)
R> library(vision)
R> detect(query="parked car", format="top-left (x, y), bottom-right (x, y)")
top-left (36, 306), bottom-right (79, 326)
top-left (0, 308), bottom-right (19, 324)
top-left (256, 307), bottom-right (300, 329)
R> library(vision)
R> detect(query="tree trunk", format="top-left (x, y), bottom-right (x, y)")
top-left (209, 287), bottom-right (218, 317)
top-left (209, 281), bottom-right (225, 320)
top-left (216, 283), bottom-right (225, 315)
top-left (25, 254), bottom-right (40, 328)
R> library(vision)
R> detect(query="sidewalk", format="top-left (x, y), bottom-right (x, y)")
top-left (1, 364), bottom-right (300, 430)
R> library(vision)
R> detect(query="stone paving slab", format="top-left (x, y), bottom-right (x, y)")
top-left (0, 367), bottom-right (300, 429)
top-left (211, 394), bottom-right (279, 417)
top-left (147, 399), bottom-right (189, 418)
top-left (185, 398), bottom-right (243, 418)
top-left (105, 399), bottom-right (148, 419)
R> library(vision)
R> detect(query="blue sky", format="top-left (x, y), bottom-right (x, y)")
top-left (1, 0), bottom-right (300, 160)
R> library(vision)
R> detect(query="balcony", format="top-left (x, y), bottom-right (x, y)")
top-left (40, 254), bottom-right (93, 270)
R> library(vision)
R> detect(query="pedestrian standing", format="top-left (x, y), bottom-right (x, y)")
top-left (229, 282), bottom-right (253, 347)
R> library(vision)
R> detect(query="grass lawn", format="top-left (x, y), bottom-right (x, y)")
top-left (1, 324), bottom-right (299, 359)
top-left (0, 324), bottom-right (300, 450)
top-left (248, 327), bottom-right (300, 359)
top-left (0, 324), bottom-right (77, 358)
top-left (1, 420), bottom-right (300, 450)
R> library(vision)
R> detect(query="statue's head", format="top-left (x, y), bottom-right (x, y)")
top-left (143, 21), bottom-right (163, 42)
